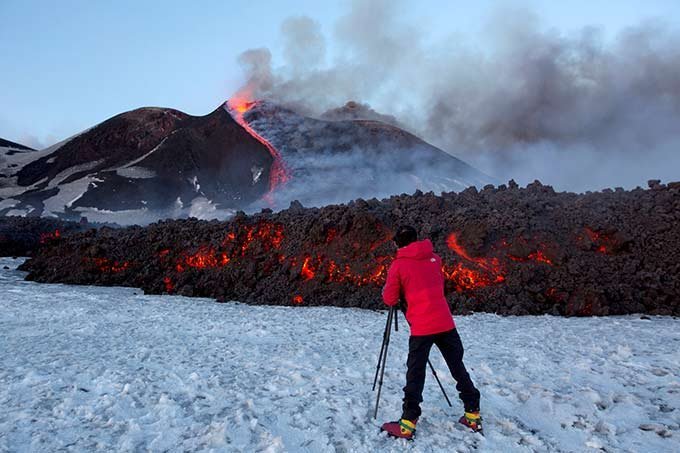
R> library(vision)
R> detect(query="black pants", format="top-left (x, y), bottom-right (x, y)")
top-left (402, 329), bottom-right (480, 421)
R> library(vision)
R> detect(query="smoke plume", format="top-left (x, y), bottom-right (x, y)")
top-left (234, 1), bottom-right (680, 192)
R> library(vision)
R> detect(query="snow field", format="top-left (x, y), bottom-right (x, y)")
top-left (0, 258), bottom-right (678, 452)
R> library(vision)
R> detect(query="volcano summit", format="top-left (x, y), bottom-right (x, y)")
top-left (0, 100), bottom-right (490, 224)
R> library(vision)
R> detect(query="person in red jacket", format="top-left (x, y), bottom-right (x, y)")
top-left (380, 225), bottom-right (481, 439)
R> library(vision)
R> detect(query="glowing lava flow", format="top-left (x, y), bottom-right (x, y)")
top-left (83, 257), bottom-right (130, 273)
top-left (39, 229), bottom-right (61, 244)
top-left (226, 98), bottom-right (290, 202)
top-left (444, 232), bottom-right (554, 292)
top-left (151, 227), bottom-right (557, 297)
top-left (581, 227), bottom-right (617, 254)
top-left (85, 219), bottom-right (563, 303)
top-left (445, 232), bottom-right (506, 291)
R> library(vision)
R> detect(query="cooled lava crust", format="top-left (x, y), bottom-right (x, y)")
top-left (19, 180), bottom-right (680, 316)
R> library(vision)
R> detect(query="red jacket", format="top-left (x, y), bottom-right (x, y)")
top-left (382, 239), bottom-right (455, 336)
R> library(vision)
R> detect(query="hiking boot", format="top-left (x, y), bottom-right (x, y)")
top-left (381, 418), bottom-right (417, 440)
top-left (459, 411), bottom-right (483, 433)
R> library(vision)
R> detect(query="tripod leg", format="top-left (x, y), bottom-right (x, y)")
top-left (372, 307), bottom-right (393, 391)
top-left (374, 307), bottom-right (394, 419)
top-left (428, 359), bottom-right (453, 407)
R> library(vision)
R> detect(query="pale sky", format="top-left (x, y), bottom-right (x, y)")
top-left (2, 0), bottom-right (679, 148)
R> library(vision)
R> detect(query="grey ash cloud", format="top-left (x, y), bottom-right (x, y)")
top-left (235, 1), bottom-right (680, 192)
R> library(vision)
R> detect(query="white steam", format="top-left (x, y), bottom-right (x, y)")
top-left (238, 101), bottom-right (489, 211)
top-left (234, 1), bottom-right (680, 192)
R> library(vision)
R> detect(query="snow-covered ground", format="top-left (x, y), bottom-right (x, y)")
top-left (0, 257), bottom-right (678, 452)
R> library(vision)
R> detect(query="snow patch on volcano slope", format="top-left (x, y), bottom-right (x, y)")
top-left (0, 258), bottom-right (678, 452)
top-left (42, 176), bottom-right (98, 215)
top-left (0, 130), bottom-right (94, 201)
top-left (122, 134), bottom-right (172, 169)
top-left (115, 166), bottom-right (157, 179)
top-left (0, 146), bottom-right (51, 177)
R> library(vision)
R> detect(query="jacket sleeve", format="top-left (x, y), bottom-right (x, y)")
top-left (382, 262), bottom-right (401, 306)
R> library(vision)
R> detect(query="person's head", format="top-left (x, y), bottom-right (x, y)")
top-left (393, 225), bottom-right (418, 248)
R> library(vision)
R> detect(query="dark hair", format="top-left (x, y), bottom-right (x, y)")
top-left (394, 225), bottom-right (417, 248)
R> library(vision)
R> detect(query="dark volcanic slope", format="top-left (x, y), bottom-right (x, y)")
top-left (0, 138), bottom-right (35, 151)
top-left (20, 180), bottom-right (680, 316)
top-left (15, 108), bottom-right (190, 187)
top-left (3, 107), bottom-right (273, 222)
top-left (2, 100), bottom-right (490, 223)
top-left (72, 108), bottom-right (273, 211)
top-left (244, 102), bottom-right (491, 208)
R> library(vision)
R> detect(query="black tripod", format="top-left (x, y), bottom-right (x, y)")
top-left (372, 305), bottom-right (452, 419)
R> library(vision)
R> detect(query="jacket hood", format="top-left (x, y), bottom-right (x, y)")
top-left (397, 239), bottom-right (435, 260)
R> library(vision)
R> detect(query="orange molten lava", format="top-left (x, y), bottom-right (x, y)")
top-left (301, 256), bottom-right (316, 281)
top-left (84, 257), bottom-right (130, 273)
top-left (226, 96), bottom-right (290, 202)
top-left (163, 277), bottom-right (174, 293)
top-left (442, 263), bottom-right (492, 292)
top-left (185, 246), bottom-right (219, 268)
top-left (582, 227), bottom-right (616, 254)
top-left (528, 250), bottom-right (553, 265)
top-left (297, 254), bottom-right (392, 287)
top-left (87, 219), bottom-right (566, 305)
top-left (445, 232), bottom-right (506, 291)
top-left (508, 248), bottom-right (553, 265)
top-left (161, 221), bottom-right (286, 272)
top-left (446, 233), bottom-right (475, 262)
top-left (40, 229), bottom-right (61, 244)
